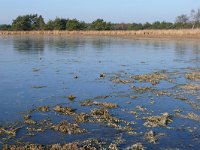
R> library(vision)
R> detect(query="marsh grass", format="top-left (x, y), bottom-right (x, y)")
top-left (1, 29), bottom-right (200, 38)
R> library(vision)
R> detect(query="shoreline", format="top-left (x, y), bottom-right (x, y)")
top-left (0, 30), bottom-right (200, 39)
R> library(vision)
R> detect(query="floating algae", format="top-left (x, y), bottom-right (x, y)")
top-left (52, 120), bottom-right (86, 134)
top-left (24, 119), bottom-right (36, 125)
top-left (90, 108), bottom-right (121, 124)
top-left (178, 112), bottom-right (200, 122)
top-left (130, 72), bottom-right (168, 85)
top-left (53, 105), bottom-right (76, 115)
top-left (180, 84), bottom-right (200, 90)
top-left (90, 108), bottom-right (134, 132)
top-left (130, 86), bottom-right (152, 94)
top-left (24, 115), bottom-right (36, 125)
top-left (112, 79), bottom-right (133, 84)
top-left (3, 139), bottom-right (104, 150)
top-left (67, 95), bottom-right (76, 101)
top-left (144, 130), bottom-right (157, 144)
top-left (74, 113), bottom-right (89, 123)
top-left (0, 127), bottom-right (20, 138)
top-left (38, 106), bottom-right (49, 112)
top-left (81, 101), bottom-right (118, 108)
top-left (143, 112), bottom-right (172, 127)
top-left (185, 72), bottom-right (200, 81)
top-left (125, 143), bottom-right (145, 150)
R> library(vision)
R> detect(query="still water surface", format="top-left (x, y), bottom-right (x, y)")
top-left (0, 36), bottom-right (199, 149)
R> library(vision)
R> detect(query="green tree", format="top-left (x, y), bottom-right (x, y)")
top-left (12, 15), bottom-right (32, 31)
top-left (53, 18), bottom-right (67, 30)
top-left (90, 19), bottom-right (108, 30)
top-left (32, 15), bottom-right (45, 30)
top-left (45, 20), bottom-right (54, 30)
top-left (105, 22), bottom-right (113, 30)
top-left (143, 22), bottom-right (152, 29)
top-left (12, 14), bottom-right (45, 31)
top-left (66, 19), bottom-right (86, 30)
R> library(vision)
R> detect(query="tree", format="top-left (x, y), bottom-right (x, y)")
top-left (54, 18), bottom-right (67, 30)
top-left (90, 19), bottom-right (111, 30)
top-left (45, 18), bottom-right (67, 30)
top-left (151, 21), bottom-right (161, 29)
top-left (66, 19), bottom-right (86, 30)
top-left (32, 15), bottom-right (45, 30)
top-left (45, 20), bottom-right (55, 30)
top-left (12, 15), bottom-right (32, 31)
top-left (105, 22), bottom-right (113, 30)
top-left (190, 9), bottom-right (200, 29)
top-left (176, 14), bottom-right (189, 24)
top-left (12, 14), bottom-right (46, 31)
top-left (143, 22), bottom-right (152, 29)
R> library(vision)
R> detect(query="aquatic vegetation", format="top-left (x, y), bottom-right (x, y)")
top-left (130, 72), bottom-right (168, 85)
top-left (53, 105), bottom-right (76, 115)
top-left (135, 106), bottom-right (147, 112)
top-left (81, 101), bottom-right (118, 108)
top-left (185, 72), bottom-right (200, 81)
top-left (91, 108), bottom-right (121, 124)
top-left (112, 79), bottom-right (133, 84)
top-left (180, 84), bottom-right (200, 90)
top-left (38, 106), bottom-right (49, 112)
top-left (125, 143), bottom-right (145, 150)
top-left (109, 143), bottom-right (118, 150)
top-left (0, 127), bottom-right (20, 138)
top-left (67, 95), bottom-right (76, 101)
top-left (130, 95), bottom-right (138, 99)
top-left (186, 100), bottom-right (200, 110)
top-left (179, 112), bottom-right (200, 122)
top-left (130, 86), bottom-right (152, 94)
top-left (144, 130), bottom-right (157, 144)
top-left (3, 139), bottom-right (103, 150)
top-left (24, 115), bottom-right (36, 125)
top-left (74, 113), bottom-right (89, 123)
top-left (24, 119), bottom-right (36, 125)
top-left (52, 120), bottom-right (86, 134)
top-left (143, 112), bottom-right (172, 127)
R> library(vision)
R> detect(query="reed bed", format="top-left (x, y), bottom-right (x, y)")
top-left (1, 30), bottom-right (200, 38)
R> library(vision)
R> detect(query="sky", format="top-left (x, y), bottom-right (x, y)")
top-left (0, 0), bottom-right (200, 24)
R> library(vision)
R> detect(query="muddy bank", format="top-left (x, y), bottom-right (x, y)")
top-left (1, 30), bottom-right (200, 39)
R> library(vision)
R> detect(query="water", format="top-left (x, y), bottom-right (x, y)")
top-left (0, 35), bottom-right (199, 149)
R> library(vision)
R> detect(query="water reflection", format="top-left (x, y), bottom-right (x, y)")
top-left (11, 36), bottom-right (200, 64)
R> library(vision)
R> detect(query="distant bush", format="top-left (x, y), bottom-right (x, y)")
top-left (0, 24), bottom-right (11, 31)
top-left (1, 9), bottom-right (200, 31)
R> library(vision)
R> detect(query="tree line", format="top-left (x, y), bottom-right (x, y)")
top-left (1, 9), bottom-right (200, 31)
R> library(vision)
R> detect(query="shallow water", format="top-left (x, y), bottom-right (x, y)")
top-left (0, 35), bottom-right (199, 149)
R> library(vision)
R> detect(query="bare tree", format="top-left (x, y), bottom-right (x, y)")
top-left (190, 9), bottom-right (200, 29)
top-left (176, 14), bottom-right (189, 24)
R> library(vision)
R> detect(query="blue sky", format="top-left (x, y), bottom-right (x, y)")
top-left (0, 0), bottom-right (200, 24)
